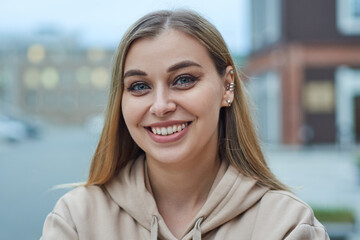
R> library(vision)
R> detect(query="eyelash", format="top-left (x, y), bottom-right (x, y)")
top-left (127, 82), bottom-right (150, 95)
top-left (126, 74), bottom-right (199, 95)
top-left (173, 74), bottom-right (199, 89)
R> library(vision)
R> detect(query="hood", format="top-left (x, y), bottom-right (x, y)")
top-left (105, 155), bottom-right (269, 239)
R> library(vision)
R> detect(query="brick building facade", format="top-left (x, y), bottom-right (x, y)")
top-left (245, 0), bottom-right (360, 145)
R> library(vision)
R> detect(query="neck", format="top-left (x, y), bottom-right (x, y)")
top-left (147, 156), bottom-right (220, 209)
top-left (146, 153), bottom-right (220, 232)
top-left (145, 138), bottom-right (221, 238)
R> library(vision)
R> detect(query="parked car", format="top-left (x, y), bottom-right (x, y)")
top-left (8, 115), bottom-right (41, 139)
top-left (0, 115), bottom-right (27, 142)
top-left (0, 114), bottom-right (41, 142)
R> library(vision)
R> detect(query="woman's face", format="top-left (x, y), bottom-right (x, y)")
top-left (122, 29), bottom-right (233, 165)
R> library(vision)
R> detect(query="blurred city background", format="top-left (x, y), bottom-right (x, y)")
top-left (1, 0), bottom-right (360, 239)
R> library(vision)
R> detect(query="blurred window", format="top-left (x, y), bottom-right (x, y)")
top-left (40, 67), bottom-right (59, 90)
top-left (61, 71), bottom-right (74, 90)
top-left (27, 44), bottom-right (46, 64)
top-left (24, 68), bottom-right (41, 89)
top-left (303, 81), bottom-right (335, 114)
top-left (42, 92), bottom-right (58, 109)
top-left (91, 67), bottom-right (109, 89)
top-left (335, 67), bottom-right (360, 144)
top-left (25, 90), bottom-right (38, 108)
top-left (337, 0), bottom-right (360, 35)
top-left (252, 0), bottom-right (281, 50)
top-left (247, 71), bottom-right (282, 144)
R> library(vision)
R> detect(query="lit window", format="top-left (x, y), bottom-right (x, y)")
top-left (23, 68), bottom-right (41, 89)
top-left (91, 67), bottom-right (109, 89)
top-left (27, 44), bottom-right (46, 64)
top-left (41, 67), bottom-right (59, 90)
top-left (303, 81), bottom-right (335, 113)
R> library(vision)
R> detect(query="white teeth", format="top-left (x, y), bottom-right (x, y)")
top-left (151, 123), bottom-right (189, 136)
top-left (167, 126), bottom-right (173, 134)
top-left (161, 127), bottom-right (167, 136)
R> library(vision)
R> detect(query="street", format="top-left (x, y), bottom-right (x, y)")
top-left (0, 126), bottom-right (97, 240)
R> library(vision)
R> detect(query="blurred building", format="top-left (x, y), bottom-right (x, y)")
top-left (0, 28), bottom-right (113, 124)
top-left (246, 0), bottom-right (360, 145)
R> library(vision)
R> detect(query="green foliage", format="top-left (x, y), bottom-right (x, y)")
top-left (313, 207), bottom-right (356, 223)
top-left (356, 154), bottom-right (360, 167)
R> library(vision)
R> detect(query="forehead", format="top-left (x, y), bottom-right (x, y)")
top-left (124, 29), bottom-right (213, 71)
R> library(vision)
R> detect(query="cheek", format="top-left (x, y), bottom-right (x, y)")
top-left (184, 83), bottom-right (223, 120)
top-left (199, 82), bottom-right (223, 110)
top-left (121, 95), bottom-right (143, 128)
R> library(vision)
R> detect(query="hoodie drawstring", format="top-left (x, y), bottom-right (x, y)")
top-left (150, 215), bottom-right (203, 240)
top-left (192, 217), bottom-right (204, 240)
top-left (151, 215), bottom-right (159, 240)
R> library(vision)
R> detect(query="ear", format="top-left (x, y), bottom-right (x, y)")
top-left (221, 66), bottom-right (235, 107)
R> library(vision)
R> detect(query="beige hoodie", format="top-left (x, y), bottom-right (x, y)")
top-left (41, 155), bottom-right (329, 240)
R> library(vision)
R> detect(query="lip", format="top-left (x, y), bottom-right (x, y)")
top-left (145, 120), bottom-right (191, 143)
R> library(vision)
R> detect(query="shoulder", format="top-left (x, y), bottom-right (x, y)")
top-left (259, 190), bottom-right (316, 223)
top-left (42, 186), bottom-right (109, 239)
top-left (262, 190), bottom-right (313, 211)
top-left (254, 190), bottom-right (329, 239)
top-left (57, 185), bottom-right (108, 205)
top-left (51, 185), bottom-right (112, 222)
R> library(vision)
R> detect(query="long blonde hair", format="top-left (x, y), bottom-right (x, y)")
top-left (86, 9), bottom-right (287, 191)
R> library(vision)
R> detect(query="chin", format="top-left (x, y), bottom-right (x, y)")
top-left (145, 150), bottom-right (190, 165)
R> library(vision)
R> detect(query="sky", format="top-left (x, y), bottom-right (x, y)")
top-left (0, 0), bottom-right (251, 55)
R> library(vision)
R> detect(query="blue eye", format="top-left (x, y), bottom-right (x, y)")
top-left (133, 83), bottom-right (149, 91)
top-left (173, 75), bottom-right (198, 89)
top-left (127, 82), bottom-right (150, 95)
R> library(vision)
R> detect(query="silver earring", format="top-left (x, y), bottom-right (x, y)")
top-left (226, 82), bottom-right (235, 92)
top-left (227, 99), bottom-right (231, 107)
top-left (230, 69), bottom-right (234, 75)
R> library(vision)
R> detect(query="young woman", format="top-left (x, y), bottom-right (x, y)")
top-left (41, 10), bottom-right (329, 240)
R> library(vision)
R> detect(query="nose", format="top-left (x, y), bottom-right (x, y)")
top-left (149, 89), bottom-right (176, 117)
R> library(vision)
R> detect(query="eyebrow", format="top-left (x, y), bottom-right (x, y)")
top-left (167, 60), bottom-right (202, 72)
top-left (123, 60), bottom-right (202, 78)
top-left (123, 69), bottom-right (147, 78)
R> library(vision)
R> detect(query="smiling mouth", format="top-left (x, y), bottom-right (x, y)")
top-left (146, 122), bottom-right (190, 136)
